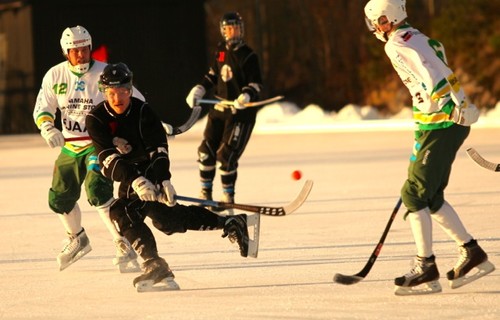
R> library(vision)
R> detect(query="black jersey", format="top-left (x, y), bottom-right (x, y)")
top-left (86, 97), bottom-right (171, 190)
top-left (201, 42), bottom-right (263, 104)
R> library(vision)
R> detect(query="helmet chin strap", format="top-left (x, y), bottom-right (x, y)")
top-left (374, 30), bottom-right (389, 42)
top-left (68, 61), bottom-right (90, 74)
top-left (225, 39), bottom-right (244, 50)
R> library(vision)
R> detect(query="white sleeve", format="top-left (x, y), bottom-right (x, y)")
top-left (33, 70), bottom-right (60, 128)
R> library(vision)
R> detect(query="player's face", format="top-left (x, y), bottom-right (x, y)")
top-left (222, 24), bottom-right (241, 41)
top-left (67, 46), bottom-right (91, 66)
top-left (373, 15), bottom-right (391, 33)
top-left (104, 87), bottom-right (131, 114)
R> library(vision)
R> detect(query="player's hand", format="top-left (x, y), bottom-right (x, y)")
top-left (186, 85), bottom-right (206, 108)
top-left (451, 102), bottom-right (479, 126)
top-left (158, 180), bottom-right (177, 207)
top-left (40, 121), bottom-right (64, 148)
top-left (132, 176), bottom-right (157, 201)
top-left (233, 93), bottom-right (250, 110)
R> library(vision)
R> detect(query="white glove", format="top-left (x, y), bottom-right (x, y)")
top-left (158, 180), bottom-right (177, 207)
top-left (40, 121), bottom-right (65, 148)
top-left (233, 93), bottom-right (250, 110)
top-left (186, 85), bottom-right (206, 108)
top-left (162, 122), bottom-right (173, 135)
top-left (131, 176), bottom-right (157, 201)
top-left (451, 102), bottom-right (480, 126)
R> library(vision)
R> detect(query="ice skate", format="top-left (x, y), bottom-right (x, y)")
top-left (199, 188), bottom-right (213, 201)
top-left (113, 238), bottom-right (141, 273)
top-left (133, 257), bottom-right (180, 292)
top-left (394, 255), bottom-right (442, 296)
top-left (447, 239), bottom-right (495, 289)
top-left (198, 188), bottom-right (217, 211)
top-left (221, 192), bottom-right (235, 215)
top-left (212, 192), bottom-right (235, 214)
top-left (57, 228), bottom-right (92, 271)
top-left (222, 213), bottom-right (260, 258)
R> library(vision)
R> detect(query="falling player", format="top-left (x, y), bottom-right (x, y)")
top-left (86, 63), bottom-right (259, 291)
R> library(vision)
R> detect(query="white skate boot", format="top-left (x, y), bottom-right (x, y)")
top-left (133, 257), bottom-right (179, 292)
top-left (394, 255), bottom-right (442, 296)
top-left (57, 228), bottom-right (92, 271)
top-left (447, 239), bottom-right (495, 289)
top-left (113, 238), bottom-right (141, 273)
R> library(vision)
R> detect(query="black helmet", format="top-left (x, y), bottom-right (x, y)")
top-left (219, 12), bottom-right (244, 45)
top-left (99, 62), bottom-right (133, 90)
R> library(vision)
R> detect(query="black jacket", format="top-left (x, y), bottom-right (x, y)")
top-left (86, 97), bottom-right (171, 199)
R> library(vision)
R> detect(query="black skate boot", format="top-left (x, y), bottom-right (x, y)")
top-left (222, 214), bottom-right (249, 257)
top-left (394, 255), bottom-right (442, 296)
top-left (446, 239), bottom-right (495, 289)
top-left (133, 257), bottom-right (179, 292)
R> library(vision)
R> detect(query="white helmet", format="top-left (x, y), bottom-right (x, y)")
top-left (364, 0), bottom-right (407, 41)
top-left (60, 26), bottom-right (92, 73)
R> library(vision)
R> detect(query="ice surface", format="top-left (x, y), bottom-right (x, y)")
top-left (1, 104), bottom-right (499, 319)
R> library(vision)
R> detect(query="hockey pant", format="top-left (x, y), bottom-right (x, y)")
top-left (109, 200), bottom-right (225, 261)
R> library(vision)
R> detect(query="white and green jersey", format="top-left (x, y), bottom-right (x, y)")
top-left (385, 24), bottom-right (468, 130)
top-left (33, 60), bottom-right (144, 156)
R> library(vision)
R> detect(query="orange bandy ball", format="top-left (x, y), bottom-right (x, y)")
top-left (291, 170), bottom-right (302, 180)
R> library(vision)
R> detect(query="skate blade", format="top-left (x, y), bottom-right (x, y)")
top-left (58, 245), bottom-right (92, 271)
top-left (246, 213), bottom-right (260, 258)
top-left (135, 277), bottom-right (180, 292)
top-left (449, 260), bottom-right (495, 289)
top-left (394, 280), bottom-right (442, 296)
top-left (117, 259), bottom-right (141, 273)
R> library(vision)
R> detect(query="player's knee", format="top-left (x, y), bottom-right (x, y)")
top-left (109, 200), bottom-right (143, 233)
top-left (86, 175), bottom-right (113, 206)
top-left (48, 189), bottom-right (77, 214)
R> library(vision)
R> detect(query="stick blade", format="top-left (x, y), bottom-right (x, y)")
top-left (333, 273), bottom-right (364, 285)
top-left (172, 106), bottom-right (201, 135)
top-left (282, 180), bottom-right (314, 215)
top-left (466, 147), bottom-right (500, 172)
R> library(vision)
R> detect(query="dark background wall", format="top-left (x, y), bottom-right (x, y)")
top-left (0, 0), bottom-right (498, 134)
top-left (30, 0), bottom-right (206, 128)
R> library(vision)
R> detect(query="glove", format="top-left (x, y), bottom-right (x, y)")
top-left (40, 121), bottom-right (65, 148)
top-left (233, 93), bottom-right (250, 110)
top-left (185, 85), bottom-right (206, 108)
top-left (451, 102), bottom-right (480, 126)
top-left (131, 176), bottom-right (157, 201)
top-left (162, 122), bottom-right (173, 135)
top-left (158, 180), bottom-right (177, 207)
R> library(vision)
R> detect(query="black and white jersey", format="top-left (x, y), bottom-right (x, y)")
top-left (201, 42), bottom-right (263, 114)
top-left (86, 97), bottom-right (171, 190)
